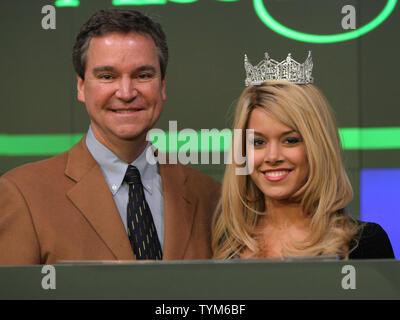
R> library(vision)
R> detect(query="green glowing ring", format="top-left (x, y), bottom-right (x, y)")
top-left (253, 0), bottom-right (397, 43)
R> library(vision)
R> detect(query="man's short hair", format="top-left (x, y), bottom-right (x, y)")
top-left (72, 8), bottom-right (168, 80)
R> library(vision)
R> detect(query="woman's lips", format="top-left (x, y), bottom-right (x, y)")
top-left (263, 169), bottom-right (292, 182)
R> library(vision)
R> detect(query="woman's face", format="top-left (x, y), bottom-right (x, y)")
top-left (247, 108), bottom-right (309, 202)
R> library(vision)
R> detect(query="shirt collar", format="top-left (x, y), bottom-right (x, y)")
top-left (85, 126), bottom-right (159, 195)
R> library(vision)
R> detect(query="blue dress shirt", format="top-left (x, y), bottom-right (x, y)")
top-left (85, 126), bottom-right (164, 249)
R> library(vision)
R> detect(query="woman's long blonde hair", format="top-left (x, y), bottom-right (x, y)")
top-left (211, 81), bottom-right (360, 259)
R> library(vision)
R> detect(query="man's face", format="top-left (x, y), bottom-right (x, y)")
top-left (77, 32), bottom-right (166, 150)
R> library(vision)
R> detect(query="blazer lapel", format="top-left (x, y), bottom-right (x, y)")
top-left (65, 139), bottom-right (134, 260)
top-left (160, 163), bottom-right (196, 260)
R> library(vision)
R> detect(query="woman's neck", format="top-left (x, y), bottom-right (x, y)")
top-left (261, 198), bottom-right (310, 230)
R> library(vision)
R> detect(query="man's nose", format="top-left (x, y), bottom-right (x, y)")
top-left (115, 77), bottom-right (138, 102)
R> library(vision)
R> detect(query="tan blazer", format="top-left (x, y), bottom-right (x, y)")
top-left (0, 139), bottom-right (220, 265)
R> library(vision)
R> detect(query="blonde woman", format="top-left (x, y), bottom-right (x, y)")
top-left (212, 52), bottom-right (394, 260)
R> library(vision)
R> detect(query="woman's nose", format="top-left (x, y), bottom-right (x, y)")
top-left (264, 142), bottom-right (283, 164)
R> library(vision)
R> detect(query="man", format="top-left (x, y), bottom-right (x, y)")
top-left (0, 9), bottom-right (220, 264)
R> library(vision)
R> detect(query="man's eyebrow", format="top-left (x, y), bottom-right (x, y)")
top-left (92, 66), bottom-right (116, 74)
top-left (92, 65), bottom-right (157, 75)
top-left (135, 65), bottom-right (157, 73)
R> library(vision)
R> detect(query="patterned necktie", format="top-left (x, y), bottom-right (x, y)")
top-left (124, 165), bottom-right (163, 260)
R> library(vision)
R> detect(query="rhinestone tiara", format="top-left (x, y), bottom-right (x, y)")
top-left (244, 50), bottom-right (313, 86)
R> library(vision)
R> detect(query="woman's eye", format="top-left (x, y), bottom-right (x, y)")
top-left (284, 137), bottom-right (301, 145)
top-left (250, 138), bottom-right (264, 146)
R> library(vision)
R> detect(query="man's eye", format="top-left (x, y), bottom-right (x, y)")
top-left (137, 72), bottom-right (156, 82)
top-left (99, 74), bottom-right (113, 80)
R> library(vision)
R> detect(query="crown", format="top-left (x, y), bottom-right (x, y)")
top-left (244, 51), bottom-right (313, 86)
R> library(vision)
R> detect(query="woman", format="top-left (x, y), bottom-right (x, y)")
top-left (212, 54), bottom-right (394, 260)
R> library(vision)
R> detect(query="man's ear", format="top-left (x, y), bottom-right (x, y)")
top-left (161, 76), bottom-right (167, 101)
top-left (77, 76), bottom-right (85, 103)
